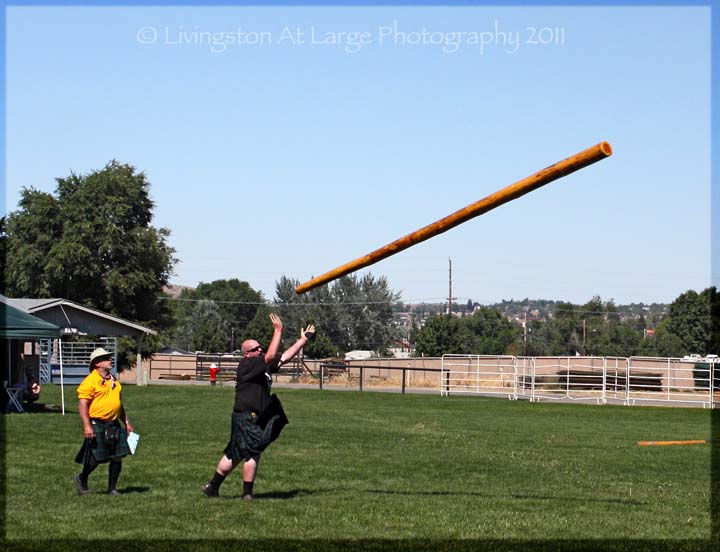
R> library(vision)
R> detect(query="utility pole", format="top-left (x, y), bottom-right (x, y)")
top-left (523, 311), bottom-right (528, 355)
top-left (447, 257), bottom-right (452, 315)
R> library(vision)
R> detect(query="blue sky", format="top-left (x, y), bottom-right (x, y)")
top-left (3, 3), bottom-right (715, 305)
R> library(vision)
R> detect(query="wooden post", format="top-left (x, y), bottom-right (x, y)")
top-left (295, 142), bottom-right (612, 294)
top-left (135, 334), bottom-right (145, 386)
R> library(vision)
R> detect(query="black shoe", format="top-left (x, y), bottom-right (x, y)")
top-left (202, 483), bottom-right (219, 498)
top-left (74, 474), bottom-right (89, 496)
top-left (108, 489), bottom-right (121, 496)
top-left (241, 493), bottom-right (254, 501)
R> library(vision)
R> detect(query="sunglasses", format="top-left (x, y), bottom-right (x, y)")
top-left (246, 345), bottom-right (262, 354)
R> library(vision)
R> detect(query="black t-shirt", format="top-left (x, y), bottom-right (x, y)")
top-left (232, 354), bottom-right (281, 413)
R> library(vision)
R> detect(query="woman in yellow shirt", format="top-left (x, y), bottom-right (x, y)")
top-left (73, 348), bottom-right (134, 496)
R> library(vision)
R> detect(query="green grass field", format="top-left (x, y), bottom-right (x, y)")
top-left (2, 383), bottom-right (713, 549)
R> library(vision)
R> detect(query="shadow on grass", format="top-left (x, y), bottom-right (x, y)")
top-left (6, 402), bottom-right (68, 414)
top-left (367, 489), bottom-right (644, 506)
top-left (219, 488), bottom-right (321, 500)
top-left (116, 486), bottom-right (151, 494)
top-left (211, 487), bottom-right (643, 506)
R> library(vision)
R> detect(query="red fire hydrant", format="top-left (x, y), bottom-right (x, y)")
top-left (209, 363), bottom-right (219, 386)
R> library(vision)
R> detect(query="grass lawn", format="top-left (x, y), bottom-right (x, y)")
top-left (1, 383), bottom-right (713, 549)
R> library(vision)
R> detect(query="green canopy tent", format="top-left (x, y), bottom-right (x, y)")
top-left (1, 302), bottom-right (61, 339)
top-left (1, 302), bottom-right (61, 413)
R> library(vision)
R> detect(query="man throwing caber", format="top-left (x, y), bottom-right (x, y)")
top-left (202, 313), bottom-right (314, 500)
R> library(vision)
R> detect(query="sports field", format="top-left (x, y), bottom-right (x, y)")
top-left (2, 384), bottom-right (713, 549)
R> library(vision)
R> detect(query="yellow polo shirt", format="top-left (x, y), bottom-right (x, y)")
top-left (77, 370), bottom-right (123, 421)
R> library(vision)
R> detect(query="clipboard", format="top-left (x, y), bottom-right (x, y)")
top-left (127, 431), bottom-right (140, 455)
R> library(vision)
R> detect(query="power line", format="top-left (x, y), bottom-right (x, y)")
top-left (156, 296), bottom-right (661, 317)
top-left (156, 296), bottom-right (395, 306)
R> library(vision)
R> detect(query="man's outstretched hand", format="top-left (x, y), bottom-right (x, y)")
top-left (302, 324), bottom-right (316, 341)
top-left (270, 313), bottom-right (283, 332)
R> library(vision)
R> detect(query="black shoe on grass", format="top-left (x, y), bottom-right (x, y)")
top-left (74, 474), bottom-right (89, 496)
top-left (202, 483), bottom-right (219, 498)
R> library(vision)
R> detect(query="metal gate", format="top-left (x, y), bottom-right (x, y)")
top-left (441, 354), bottom-right (717, 408)
top-left (38, 338), bottom-right (118, 384)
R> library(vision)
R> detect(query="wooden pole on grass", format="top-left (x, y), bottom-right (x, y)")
top-left (295, 141), bottom-right (613, 294)
top-left (637, 440), bottom-right (709, 446)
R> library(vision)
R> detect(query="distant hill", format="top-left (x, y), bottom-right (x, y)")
top-left (163, 284), bottom-right (195, 298)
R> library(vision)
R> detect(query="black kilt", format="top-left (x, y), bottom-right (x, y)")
top-left (224, 394), bottom-right (289, 461)
top-left (75, 419), bottom-right (130, 464)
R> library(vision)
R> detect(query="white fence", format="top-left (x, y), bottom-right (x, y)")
top-left (441, 354), bottom-right (718, 408)
top-left (38, 338), bottom-right (118, 384)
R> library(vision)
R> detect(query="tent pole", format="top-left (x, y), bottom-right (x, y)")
top-left (59, 338), bottom-right (65, 415)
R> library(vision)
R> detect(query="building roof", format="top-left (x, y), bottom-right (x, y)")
top-left (0, 295), bottom-right (156, 337)
top-left (157, 346), bottom-right (192, 355)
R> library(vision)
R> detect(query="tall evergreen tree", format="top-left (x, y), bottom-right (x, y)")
top-left (273, 273), bottom-right (399, 356)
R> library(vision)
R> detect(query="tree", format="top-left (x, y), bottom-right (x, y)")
top-left (415, 308), bottom-right (520, 356)
top-left (0, 217), bottom-right (7, 290)
top-left (414, 315), bottom-right (469, 356)
top-left (273, 275), bottom-right (339, 356)
top-left (2, 189), bottom-right (62, 297)
top-left (653, 317), bottom-right (685, 358)
top-left (188, 279), bottom-right (263, 351)
top-left (3, 161), bottom-right (176, 368)
top-left (654, 289), bottom-right (713, 357)
top-left (553, 302), bottom-right (582, 355)
top-left (465, 307), bottom-right (521, 355)
top-left (519, 296), bottom-right (647, 357)
top-left (240, 305), bottom-right (275, 349)
top-left (707, 287), bottom-right (720, 355)
top-left (586, 320), bottom-right (643, 358)
top-left (273, 273), bottom-right (400, 356)
top-left (303, 333), bottom-right (337, 359)
top-left (162, 279), bottom-right (266, 353)
top-left (579, 296), bottom-right (642, 357)
top-left (172, 300), bottom-right (226, 353)
top-left (525, 318), bottom-right (565, 356)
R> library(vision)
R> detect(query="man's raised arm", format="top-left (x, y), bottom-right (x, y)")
top-left (280, 324), bottom-right (315, 366)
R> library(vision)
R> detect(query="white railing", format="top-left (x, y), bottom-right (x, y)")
top-left (37, 338), bottom-right (119, 383)
top-left (441, 355), bottom-right (717, 408)
top-left (48, 340), bottom-right (116, 367)
top-left (440, 355), bottom-right (517, 400)
top-left (624, 356), bottom-right (713, 407)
